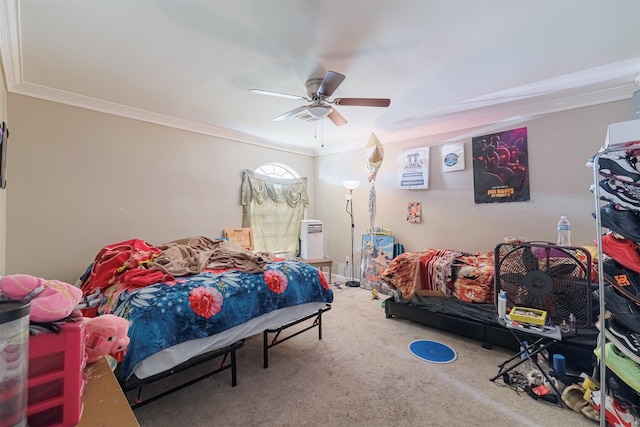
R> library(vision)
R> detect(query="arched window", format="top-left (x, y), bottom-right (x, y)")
top-left (254, 163), bottom-right (300, 179)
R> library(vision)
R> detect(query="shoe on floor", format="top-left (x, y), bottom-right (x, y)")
top-left (593, 342), bottom-right (640, 393)
top-left (581, 402), bottom-right (599, 422)
top-left (595, 203), bottom-right (640, 243)
top-left (595, 285), bottom-right (640, 334)
top-left (587, 150), bottom-right (640, 184)
top-left (601, 233), bottom-right (640, 274)
top-left (591, 178), bottom-right (640, 211)
top-left (601, 258), bottom-right (640, 305)
top-left (589, 389), bottom-right (640, 427)
top-left (561, 384), bottom-right (588, 413)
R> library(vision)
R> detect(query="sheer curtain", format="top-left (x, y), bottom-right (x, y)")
top-left (241, 169), bottom-right (308, 258)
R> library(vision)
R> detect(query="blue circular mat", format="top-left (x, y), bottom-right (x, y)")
top-left (408, 340), bottom-right (457, 364)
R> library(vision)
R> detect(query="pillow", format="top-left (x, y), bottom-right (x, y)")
top-left (0, 274), bottom-right (82, 322)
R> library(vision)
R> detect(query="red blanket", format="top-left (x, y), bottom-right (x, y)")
top-left (381, 249), bottom-right (495, 303)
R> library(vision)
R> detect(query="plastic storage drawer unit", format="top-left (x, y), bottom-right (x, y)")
top-left (27, 318), bottom-right (86, 427)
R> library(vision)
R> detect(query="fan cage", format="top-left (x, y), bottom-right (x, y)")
top-left (494, 241), bottom-right (593, 329)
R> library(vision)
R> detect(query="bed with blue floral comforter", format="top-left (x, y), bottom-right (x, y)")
top-left (78, 237), bottom-right (333, 380)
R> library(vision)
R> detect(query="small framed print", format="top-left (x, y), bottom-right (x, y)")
top-left (407, 202), bottom-right (421, 223)
top-left (442, 142), bottom-right (464, 172)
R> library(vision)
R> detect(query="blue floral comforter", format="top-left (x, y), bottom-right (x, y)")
top-left (98, 260), bottom-right (333, 379)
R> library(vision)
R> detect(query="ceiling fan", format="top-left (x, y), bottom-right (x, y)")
top-left (249, 70), bottom-right (390, 126)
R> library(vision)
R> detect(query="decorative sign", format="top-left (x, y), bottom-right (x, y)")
top-left (407, 202), bottom-right (421, 223)
top-left (398, 146), bottom-right (430, 190)
top-left (472, 127), bottom-right (529, 204)
top-left (442, 142), bottom-right (465, 172)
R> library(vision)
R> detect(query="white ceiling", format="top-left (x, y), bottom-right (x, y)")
top-left (1, 1), bottom-right (639, 155)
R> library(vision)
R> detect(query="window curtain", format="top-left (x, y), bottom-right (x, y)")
top-left (241, 169), bottom-right (308, 258)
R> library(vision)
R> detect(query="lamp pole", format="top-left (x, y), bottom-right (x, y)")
top-left (343, 180), bottom-right (361, 287)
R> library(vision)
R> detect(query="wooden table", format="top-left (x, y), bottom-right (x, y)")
top-left (77, 356), bottom-right (139, 427)
top-left (297, 257), bottom-right (333, 281)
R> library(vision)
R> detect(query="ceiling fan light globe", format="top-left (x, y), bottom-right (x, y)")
top-left (307, 104), bottom-right (332, 119)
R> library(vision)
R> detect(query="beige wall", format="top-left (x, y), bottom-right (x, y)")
top-left (6, 94), bottom-right (314, 283)
top-left (0, 66), bottom-right (6, 275)
top-left (316, 100), bottom-right (632, 277)
top-left (4, 93), bottom-right (633, 284)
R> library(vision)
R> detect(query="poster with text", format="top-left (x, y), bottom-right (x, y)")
top-left (472, 127), bottom-right (529, 204)
top-left (398, 146), bottom-right (429, 189)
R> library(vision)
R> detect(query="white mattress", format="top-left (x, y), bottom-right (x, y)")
top-left (132, 301), bottom-right (328, 379)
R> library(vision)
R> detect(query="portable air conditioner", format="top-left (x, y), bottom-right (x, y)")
top-left (300, 220), bottom-right (324, 259)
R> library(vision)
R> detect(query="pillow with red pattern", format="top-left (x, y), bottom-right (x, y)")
top-left (0, 274), bottom-right (82, 322)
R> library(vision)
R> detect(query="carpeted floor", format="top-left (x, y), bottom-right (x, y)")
top-left (132, 286), bottom-right (594, 426)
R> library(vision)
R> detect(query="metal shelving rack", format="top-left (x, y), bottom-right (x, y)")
top-left (591, 119), bottom-right (640, 427)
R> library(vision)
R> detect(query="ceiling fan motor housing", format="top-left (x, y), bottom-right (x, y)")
top-left (305, 78), bottom-right (323, 98)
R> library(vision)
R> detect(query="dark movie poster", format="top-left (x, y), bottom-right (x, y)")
top-left (472, 127), bottom-right (529, 204)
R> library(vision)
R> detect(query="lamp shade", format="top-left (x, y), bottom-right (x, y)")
top-left (342, 180), bottom-right (360, 191)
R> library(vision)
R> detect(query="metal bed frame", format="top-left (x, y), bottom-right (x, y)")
top-left (118, 303), bottom-right (332, 408)
top-left (263, 303), bottom-right (332, 368)
top-left (118, 340), bottom-right (244, 409)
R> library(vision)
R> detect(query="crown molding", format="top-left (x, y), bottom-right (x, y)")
top-left (10, 81), bottom-right (315, 156)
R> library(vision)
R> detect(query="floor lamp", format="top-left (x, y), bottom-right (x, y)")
top-left (343, 180), bottom-right (360, 287)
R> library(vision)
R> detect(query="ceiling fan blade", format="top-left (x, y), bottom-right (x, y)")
top-left (333, 98), bottom-right (391, 107)
top-left (273, 106), bottom-right (308, 121)
top-left (317, 71), bottom-right (346, 98)
top-left (327, 108), bottom-right (347, 126)
top-left (273, 105), bottom-right (307, 122)
top-left (249, 88), bottom-right (308, 101)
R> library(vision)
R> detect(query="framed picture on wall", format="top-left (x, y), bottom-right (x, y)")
top-left (442, 142), bottom-right (465, 172)
top-left (398, 146), bottom-right (430, 190)
top-left (360, 234), bottom-right (395, 295)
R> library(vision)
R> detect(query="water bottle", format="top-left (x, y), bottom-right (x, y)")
top-left (557, 216), bottom-right (571, 246)
top-left (498, 290), bottom-right (507, 319)
top-left (569, 313), bottom-right (576, 333)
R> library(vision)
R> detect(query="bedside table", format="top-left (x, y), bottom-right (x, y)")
top-left (297, 257), bottom-right (333, 281)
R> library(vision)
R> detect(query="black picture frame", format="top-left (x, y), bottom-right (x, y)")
top-left (0, 122), bottom-right (7, 189)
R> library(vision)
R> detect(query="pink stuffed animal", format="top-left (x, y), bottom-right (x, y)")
top-left (0, 274), bottom-right (82, 322)
top-left (83, 314), bottom-right (130, 364)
